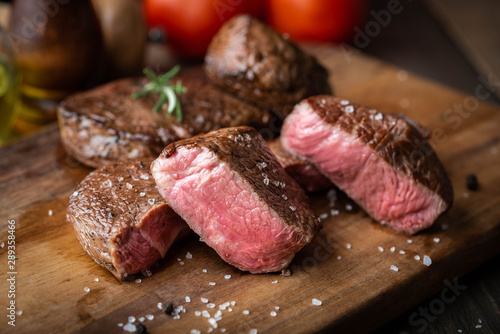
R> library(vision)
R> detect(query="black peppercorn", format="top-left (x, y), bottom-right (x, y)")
top-left (136, 323), bottom-right (147, 334)
top-left (163, 302), bottom-right (175, 315)
top-left (466, 174), bottom-right (479, 191)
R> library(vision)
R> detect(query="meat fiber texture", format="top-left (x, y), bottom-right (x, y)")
top-left (67, 160), bottom-right (190, 280)
top-left (268, 138), bottom-right (333, 192)
top-left (57, 68), bottom-right (272, 168)
top-left (151, 127), bottom-right (321, 273)
top-left (281, 96), bottom-right (454, 234)
top-left (205, 15), bottom-right (331, 117)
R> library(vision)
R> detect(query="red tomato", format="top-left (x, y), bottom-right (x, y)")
top-left (265, 0), bottom-right (367, 43)
top-left (144, 0), bottom-right (264, 59)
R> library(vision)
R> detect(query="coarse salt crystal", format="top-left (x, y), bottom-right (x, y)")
top-left (478, 319), bottom-right (482, 323)
top-left (202, 310), bottom-right (210, 318)
top-left (475, 325), bottom-right (482, 329)
top-left (337, 255), bottom-right (342, 260)
top-left (135, 279), bottom-right (142, 284)
top-left (139, 317), bottom-right (145, 322)
top-left (207, 303), bottom-right (216, 309)
top-left (186, 252), bottom-right (192, 259)
top-left (126, 183), bottom-right (133, 189)
top-left (16, 310), bottom-right (23, 316)
top-left (146, 314), bottom-right (154, 320)
top-left (173, 315), bottom-right (180, 320)
top-left (179, 261), bottom-right (184, 265)
top-left (433, 237), bottom-right (440, 243)
top-left (340, 100), bottom-right (349, 105)
top-left (157, 302), bottom-right (163, 310)
top-left (407, 239), bottom-right (413, 244)
top-left (390, 246), bottom-right (396, 252)
top-left (345, 105), bottom-right (354, 113)
top-left (399, 250), bottom-right (406, 254)
top-left (321, 98), bottom-right (326, 104)
top-left (221, 329), bottom-right (226, 333)
top-left (312, 298), bottom-right (322, 306)
top-left (282, 194), bottom-right (288, 200)
top-left (270, 311), bottom-right (277, 317)
top-left (195, 311), bottom-right (201, 316)
top-left (209, 282), bottom-right (216, 286)
top-left (345, 204), bottom-right (353, 211)
top-left (214, 310), bottom-right (222, 321)
top-left (48, 210), bottom-right (53, 216)
top-left (346, 243), bottom-right (352, 249)
top-left (128, 316), bottom-right (136, 323)
top-left (374, 113), bottom-right (383, 120)
top-left (185, 296), bottom-right (191, 303)
top-left (201, 298), bottom-right (209, 303)
top-left (378, 246), bottom-right (384, 252)
top-left (289, 206), bottom-right (296, 212)
top-left (191, 330), bottom-right (201, 334)
top-left (0, 242), bottom-right (4, 248)
top-left (104, 180), bottom-right (112, 187)
top-left (231, 301), bottom-right (236, 306)
top-left (207, 328), bottom-right (213, 333)
top-left (84, 287), bottom-right (90, 293)
top-left (330, 209), bottom-right (339, 216)
top-left (202, 269), bottom-right (208, 273)
top-left (250, 329), bottom-right (258, 334)
top-left (224, 274), bottom-right (231, 279)
top-left (275, 306), bottom-right (280, 310)
top-left (423, 255), bottom-right (432, 266)
top-left (123, 323), bottom-right (137, 332)
top-left (139, 192), bottom-right (145, 197)
top-left (243, 310), bottom-right (250, 315)
top-left (140, 174), bottom-right (149, 180)
top-left (390, 265), bottom-right (399, 272)
top-left (208, 318), bottom-right (218, 328)
top-left (117, 323), bottom-right (123, 327)
top-left (272, 280), bottom-right (278, 284)
top-left (263, 178), bottom-right (269, 186)
top-left (94, 277), bottom-right (99, 282)
top-left (414, 255), bottom-right (421, 261)
top-left (458, 330), bottom-right (462, 333)
top-left (148, 199), bottom-right (155, 205)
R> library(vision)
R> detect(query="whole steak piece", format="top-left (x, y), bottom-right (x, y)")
top-left (268, 138), bottom-right (333, 192)
top-left (204, 15), bottom-right (331, 117)
top-left (67, 160), bottom-right (190, 280)
top-left (281, 96), bottom-right (454, 234)
top-left (58, 69), bottom-right (272, 168)
top-left (151, 127), bottom-right (321, 273)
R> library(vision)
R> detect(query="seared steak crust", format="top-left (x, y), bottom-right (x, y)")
top-left (58, 69), bottom-right (272, 168)
top-left (204, 15), bottom-right (331, 116)
top-left (304, 96), bottom-right (453, 205)
top-left (67, 160), bottom-right (189, 280)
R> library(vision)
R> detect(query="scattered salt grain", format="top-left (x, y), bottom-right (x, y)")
top-left (201, 298), bottom-right (209, 303)
top-left (148, 199), bottom-right (155, 205)
top-left (346, 243), bottom-right (352, 249)
top-left (224, 275), bottom-right (231, 279)
top-left (345, 105), bottom-right (354, 113)
top-left (140, 174), bottom-right (149, 180)
top-left (0, 242), bottom-right (4, 248)
top-left (319, 213), bottom-right (328, 220)
top-left (374, 113), bottom-right (383, 120)
top-left (139, 317), bottom-right (145, 322)
top-left (173, 315), bottom-right (180, 320)
top-left (84, 287), bottom-right (90, 293)
top-left (414, 255), bottom-right (421, 261)
top-left (195, 311), bottom-right (201, 316)
top-left (202, 310), bottom-right (210, 318)
top-left (228, 308), bottom-right (233, 312)
top-left (209, 282), bottom-right (216, 286)
top-left (48, 210), bottom-right (53, 216)
top-left (478, 319), bottom-right (483, 324)
top-left (179, 261), bottom-right (185, 265)
top-left (270, 311), bottom-right (277, 317)
top-left (207, 328), bottom-right (213, 333)
top-left (191, 330), bottom-right (201, 334)
top-left (243, 310), bottom-right (250, 315)
top-left (202, 269), bottom-right (208, 273)
top-left (146, 314), bottom-right (154, 320)
top-left (142, 269), bottom-right (152, 277)
top-left (282, 194), bottom-right (288, 200)
top-left (139, 192), bottom-right (146, 197)
top-left (126, 183), bottom-right (133, 189)
top-left (117, 323), bottom-right (123, 327)
top-left (123, 323), bottom-right (136, 332)
top-left (94, 278), bottom-right (99, 282)
top-left (390, 265), bottom-right (399, 272)
top-left (399, 250), bottom-right (406, 255)
top-left (185, 296), bottom-right (191, 303)
top-left (214, 310), bottom-right (222, 321)
top-left (275, 306), bottom-right (280, 311)
top-left (231, 301), bottom-right (236, 306)
top-left (16, 310), bottom-right (23, 316)
top-left (157, 302), bottom-right (163, 310)
top-left (457, 330), bottom-right (462, 333)
top-left (263, 178), bottom-right (269, 186)
top-left (390, 246), bottom-right (396, 252)
top-left (340, 100), bottom-right (349, 105)
top-left (423, 255), bottom-right (432, 266)
top-left (407, 239), bottom-right (413, 244)
top-left (312, 298), bottom-right (322, 306)
top-left (208, 318), bottom-right (218, 328)
top-left (475, 325), bottom-right (482, 329)
top-left (321, 98), bottom-right (326, 104)
top-left (289, 206), bottom-right (296, 212)
top-left (103, 180), bottom-right (112, 187)
top-left (221, 329), bottom-right (226, 333)
top-left (185, 252), bottom-right (192, 259)
top-left (128, 316), bottom-right (136, 323)
top-left (135, 279), bottom-right (142, 284)
top-left (345, 204), bottom-right (353, 211)
top-left (250, 329), bottom-right (258, 334)
top-left (337, 256), bottom-right (342, 260)
top-left (330, 209), bottom-right (339, 216)
top-left (433, 237), bottom-right (440, 243)
top-left (207, 303), bottom-right (216, 309)
top-left (378, 246), bottom-right (384, 252)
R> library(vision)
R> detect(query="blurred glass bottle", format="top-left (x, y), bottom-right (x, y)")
top-left (0, 25), bottom-right (20, 145)
top-left (8, 0), bottom-right (103, 134)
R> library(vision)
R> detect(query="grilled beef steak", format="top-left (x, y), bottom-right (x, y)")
top-left (281, 96), bottom-right (454, 234)
top-left (204, 15), bottom-right (331, 117)
top-left (67, 160), bottom-right (190, 280)
top-left (268, 138), bottom-right (333, 192)
top-left (58, 69), bottom-right (272, 168)
top-left (151, 127), bottom-right (321, 273)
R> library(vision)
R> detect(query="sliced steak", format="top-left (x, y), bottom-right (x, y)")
top-left (58, 68), bottom-right (272, 168)
top-left (67, 160), bottom-right (190, 280)
top-left (268, 138), bottom-right (333, 192)
top-left (204, 15), bottom-right (331, 117)
top-left (281, 96), bottom-right (454, 234)
top-left (151, 127), bottom-right (321, 273)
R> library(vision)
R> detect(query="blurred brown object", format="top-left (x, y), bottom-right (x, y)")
top-left (92, 0), bottom-right (147, 79)
top-left (8, 0), bottom-right (104, 133)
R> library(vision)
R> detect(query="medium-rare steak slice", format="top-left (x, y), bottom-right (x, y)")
top-left (67, 160), bottom-right (190, 280)
top-left (281, 96), bottom-right (454, 234)
top-left (58, 68), bottom-right (272, 168)
top-left (268, 138), bottom-right (333, 192)
top-left (204, 15), bottom-right (331, 117)
top-left (151, 127), bottom-right (321, 273)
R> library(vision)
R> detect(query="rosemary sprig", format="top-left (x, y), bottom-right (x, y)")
top-left (131, 65), bottom-right (187, 121)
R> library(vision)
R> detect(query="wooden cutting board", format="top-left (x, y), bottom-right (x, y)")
top-left (1, 45), bottom-right (499, 334)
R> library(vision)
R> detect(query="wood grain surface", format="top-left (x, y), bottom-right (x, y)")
top-left (1, 45), bottom-right (499, 334)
